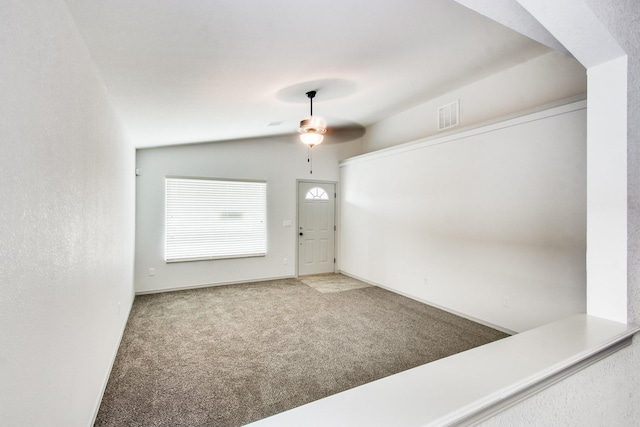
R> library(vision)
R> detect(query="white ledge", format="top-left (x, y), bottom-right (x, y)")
top-left (339, 99), bottom-right (586, 168)
top-left (246, 314), bottom-right (638, 427)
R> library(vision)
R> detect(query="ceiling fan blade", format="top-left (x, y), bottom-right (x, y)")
top-left (322, 124), bottom-right (366, 144)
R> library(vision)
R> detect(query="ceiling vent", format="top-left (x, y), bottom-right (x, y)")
top-left (438, 100), bottom-right (459, 131)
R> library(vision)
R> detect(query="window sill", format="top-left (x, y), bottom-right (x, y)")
top-left (246, 314), bottom-right (638, 427)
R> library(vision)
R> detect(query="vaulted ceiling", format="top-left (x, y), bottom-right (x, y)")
top-left (64, 0), bottom-right (553, 148)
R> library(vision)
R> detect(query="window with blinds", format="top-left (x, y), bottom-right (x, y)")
top-left (165, 177), bottom-right (267, 262)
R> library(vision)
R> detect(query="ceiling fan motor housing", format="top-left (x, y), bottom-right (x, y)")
top-left (299, 116), bottom-right (327, 135)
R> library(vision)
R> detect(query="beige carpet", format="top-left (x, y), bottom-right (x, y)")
top-left (95, 275), bottom-right (508, 427)
top-left (299, 273), bottom-right (373, 293)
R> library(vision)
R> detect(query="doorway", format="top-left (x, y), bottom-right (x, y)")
top-left (297, 181), bottom-right (336, 276)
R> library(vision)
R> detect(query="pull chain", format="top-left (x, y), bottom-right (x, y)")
top-left (308, 145), bottom-right (313, 174)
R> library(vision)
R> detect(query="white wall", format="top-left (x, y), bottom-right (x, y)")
top-left (363, 50), bottom-right (586, 153)
top-left (135, 137), bottom-right (361, 293)
top-left (586, 56), bottom-right (628, 323)
top-left (0, 1), bottom-right (135, 426)
top-left (341, 102), bottom-right (587, 333)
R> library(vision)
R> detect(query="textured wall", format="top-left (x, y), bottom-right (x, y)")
top-left (0, 1), bottom-right (135, 426)
top-left (479, 0), bottom-right (640, 425)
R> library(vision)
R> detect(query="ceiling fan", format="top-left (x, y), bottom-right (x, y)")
top-left (294, 89), bottom-right (366, 146)
top-left (290, 87), bottom-right (366, 174)
top-left (298, 90), bottom-right (327, 147)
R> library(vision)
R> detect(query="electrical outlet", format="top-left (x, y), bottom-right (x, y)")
top-left (283, 258), bottom-right (288, 265)
top-left (149, 268), bottom-right (155, 276)
top-left (503, 297), bottom-right (511, 308)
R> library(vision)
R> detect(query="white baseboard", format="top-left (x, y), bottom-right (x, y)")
top-left (135, 275), bottom-right (297, 295)
top-left (338, 270), bottom-right (516, 335)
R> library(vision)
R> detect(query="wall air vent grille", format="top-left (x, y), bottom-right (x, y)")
top-left (438, 100), bottom-right (459, 131)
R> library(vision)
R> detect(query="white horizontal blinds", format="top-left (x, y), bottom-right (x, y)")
top-left (165, 178), bottom-right (267, 262)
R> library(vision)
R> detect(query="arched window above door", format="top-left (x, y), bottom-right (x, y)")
top-left (305, 187), bottom-right (329, 200)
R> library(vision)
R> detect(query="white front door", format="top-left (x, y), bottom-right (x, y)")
top-left (298, 181), bottom-right (336, 276)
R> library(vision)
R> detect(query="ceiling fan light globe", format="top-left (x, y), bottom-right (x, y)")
top-left (300, 132), bottom-right (324, 146)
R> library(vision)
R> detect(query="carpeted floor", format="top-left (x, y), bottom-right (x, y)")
top-left (94, 275), bottom-right (508, 427)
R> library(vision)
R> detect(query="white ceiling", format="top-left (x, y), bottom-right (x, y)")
top-left (63, 0), bottom-right (552, 148)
